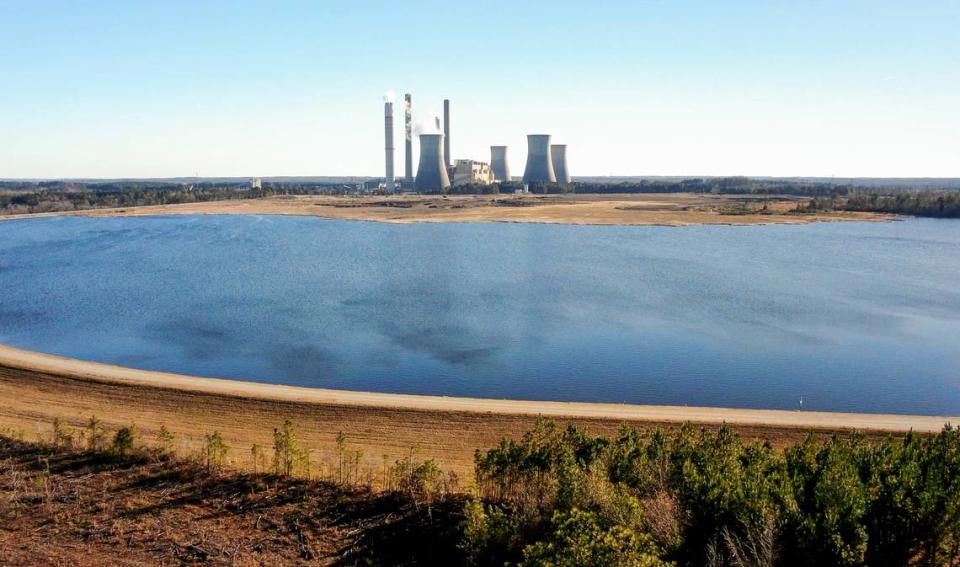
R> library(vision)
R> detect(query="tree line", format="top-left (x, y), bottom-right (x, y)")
top-left (573, 177), bottom-right (850, 197)
top-left (0, 183), bottom-right (349, 215)
top-left (799, 192), bottom-right (960, 218)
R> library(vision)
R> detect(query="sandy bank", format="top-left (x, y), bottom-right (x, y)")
top-left (0, 345), bottom-right (948, 432)
top-left (1, 344), bottom-right (953, 482)
top-left (0, 193), bottom-right (890, 226)
top-left (0, 344), bottom-right (952, 433)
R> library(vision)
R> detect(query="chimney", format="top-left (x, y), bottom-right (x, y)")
top-left (490, 146), bottom-right (510, 182)
top-left (384, 100), bottom-right (395, 192)
top-left (551, 145), bottom-right (570, 185)
top-left (414, 133), bottom-right (451, 193)
top-left (522, 134), bottom-right (556, 184)
top-left (443, 99), bottom-right (451, 169)
top-left (404, 93), bottom-right (413, 181)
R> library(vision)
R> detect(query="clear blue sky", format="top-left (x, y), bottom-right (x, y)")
top-left (1, 0), bottom-right (957, 178)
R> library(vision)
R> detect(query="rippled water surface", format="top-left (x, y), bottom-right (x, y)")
top-left (1, 215), bottom-right (958, 415)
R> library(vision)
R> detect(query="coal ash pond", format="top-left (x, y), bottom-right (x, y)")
top-left (1, 215), bottom-right (959, 416)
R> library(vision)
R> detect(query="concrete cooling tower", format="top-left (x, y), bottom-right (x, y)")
top-left (551, 144), bottom-right (570, 184)
top-left (522, 134), bottom-right (556, 184)
top-left (414, 133), bottom-right (451, 192)
top-left (490, 146), bottom-right (510, 182)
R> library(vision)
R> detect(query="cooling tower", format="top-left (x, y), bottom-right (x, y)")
top-left (384, 101), bottom-right (395, 192)
top-left (414, 133), bottom-right (450, 192)
top-left (404, 93), bottom-right (413, 181)
top-left (443, 99), bottom-right (451, 169)
top-left (522, 134), bottom-right (556, 184)
top-left (490, 146), bottom-right (510, 182)
top-left (551, 144), bottom-right (570, 185)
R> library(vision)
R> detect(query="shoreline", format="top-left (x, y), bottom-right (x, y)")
top-left (0, 193), bottom-right (892, 226)
top-left (0, 344), bottom-right (953, 432)
top-left (2, 343), bottom-right (954, 483)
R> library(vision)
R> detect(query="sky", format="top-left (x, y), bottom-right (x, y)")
top-left (0, 0), bottom-right (958, 179)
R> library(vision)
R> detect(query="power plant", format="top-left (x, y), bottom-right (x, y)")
top-left (382, 91), bottom-right (571, 192)
top-left (523, 135), bottom-right (556, 184)
top-left (490, 146), bottom-right (510, 182)
top-left (414, 133), bottom-right (451, 192)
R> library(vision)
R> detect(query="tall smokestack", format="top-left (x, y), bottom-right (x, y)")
top-left (551, 145), bottom-right (570, 185)
top-left (414, 133), bottom-right (450, 193)
top-left (443, 99), bottom-right (451, 169)
top-left (522, 134), bottom-right (556, 184)
top-left (384, 99), bottom-right (395, 192)
top-left (490, 146), bottom-right (510, 182)
top-left (404, 93), bottom-right (413, 181)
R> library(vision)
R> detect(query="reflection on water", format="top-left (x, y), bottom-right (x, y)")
top-left (1, 215), bottom-right (959, 415)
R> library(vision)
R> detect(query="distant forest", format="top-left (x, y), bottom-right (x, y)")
top-left (800, 192), bottom-right (960, 218)
top-left (0, 181), bottom-right (347, 215)
top-left (2, 177), bottom-right (960, 218)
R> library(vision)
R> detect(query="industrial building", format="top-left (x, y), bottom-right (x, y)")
top-left (451, 159), bottom-right (493, 186)
top-left (383, 92), bottom-right (570, 192)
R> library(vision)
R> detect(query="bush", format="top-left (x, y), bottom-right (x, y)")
top-left (86, 416), bottom-right (105, 452)
top-left (156, 425), bottom-right (175, 455)
top-left (51, 417), bottom-right (75, 449)
top-left (203, 431), bottom-right (229, 471)
top-left (272, 420), bottom-right (301, 476)
top-left (111, 426), bottom-right (137, 457)
top-left (520, 508), bottom-right (669, 567)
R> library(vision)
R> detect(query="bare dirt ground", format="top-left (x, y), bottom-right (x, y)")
top-left (0, 437), bottom-right (463, 566)
top-left (1, 346), bottom-right (953, 487)
top-left (1, 193), bottom-right (889, 226)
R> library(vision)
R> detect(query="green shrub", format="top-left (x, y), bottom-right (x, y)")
top-left (521, 508), bottom-right (670, 567)
top-left (203, 431), bottom-right (229, 471)
top-left (156, 425), bottom-right (175, 455)
top-left (111, 425), bottom-right (137, 457)
top-left (86, 416), bottom-right (105, 452)
top-left (272, 420), bottom-right (300, 476)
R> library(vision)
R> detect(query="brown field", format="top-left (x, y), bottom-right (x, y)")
top-left (1, 345), bottom-right (953, 488)
top-left (1, 193), bottom-right (889, 226)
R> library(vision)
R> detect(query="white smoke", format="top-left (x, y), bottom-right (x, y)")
top-left (413, 108), bottom-right (442, 136)
top-left (383, 90), bottom-right (396, 103)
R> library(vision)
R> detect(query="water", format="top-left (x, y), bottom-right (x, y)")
top-left (1, 215), bottom-right (958, 416)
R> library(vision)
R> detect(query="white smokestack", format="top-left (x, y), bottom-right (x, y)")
top-left (384, 96), bottom-right (395, 192)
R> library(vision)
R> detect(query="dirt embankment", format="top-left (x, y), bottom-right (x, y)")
top-left (0, 345), bottom-right (953, 486)
top-left (0, 193), bottom-right (890, 226)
